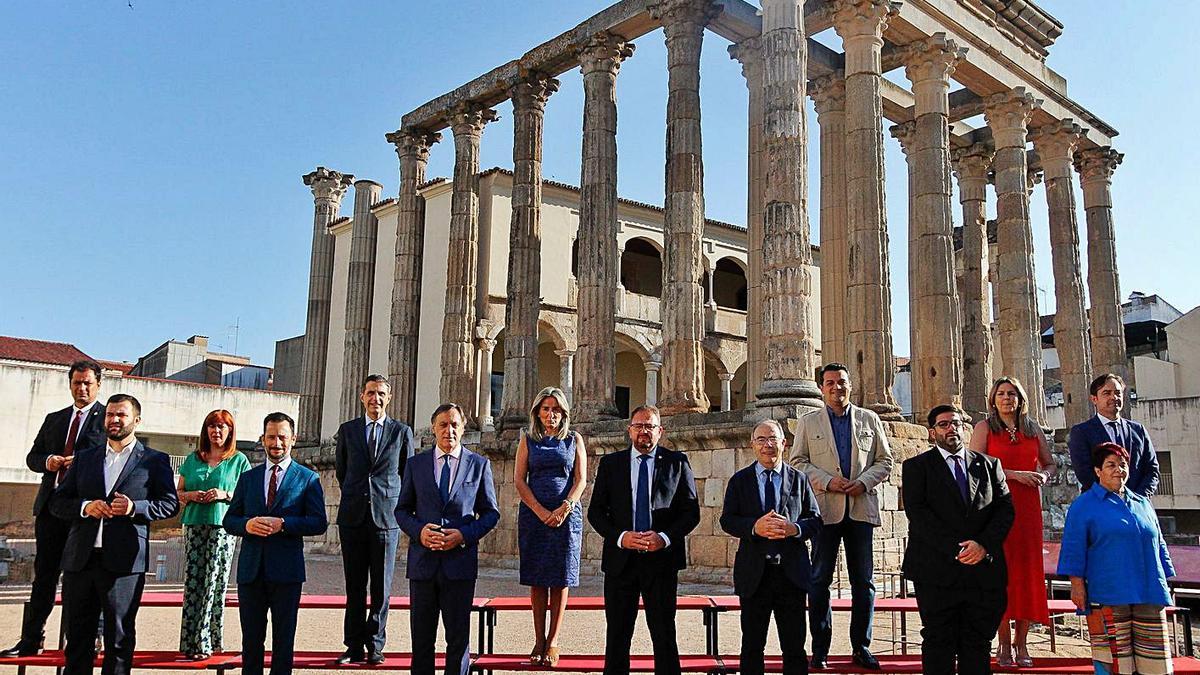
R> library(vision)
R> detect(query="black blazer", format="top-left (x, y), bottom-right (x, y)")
top-left (335, 416), bottom-right (413, 528)
top-left (587, 446), bottom-right (700, 575)
top-left (50, 441), bottom-right (179, 574)
top-left (901, 447), bottom-right (1014, 589)
top-left (26, 403), bottom-right (107, 516)
top-left (719, 462), bottom-right (822, 597)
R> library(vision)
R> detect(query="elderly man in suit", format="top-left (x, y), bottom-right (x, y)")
top-left (789, 363), bottom-right (893, 670)
top-left (721, 419), bottom-right (823, 675)
top-left (224, 412), bottom-right (328, 675)
top-left (334, 374), bottom-right (413, 665)
top-left (396, 403), bottom-right (500, 675)
top-left (587, 405), bottom-right (701, 675)
top-left (51, 394), bottom-right (179, 675)
top-left (3, 360), bottom-right (109, 657)
top-left (1068, 373), bottom-right (1160, 497)
top-left (903, 404), bottom-right (1014, 675)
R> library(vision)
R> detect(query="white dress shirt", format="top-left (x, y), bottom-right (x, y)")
top-left (937, 446), bottom-right (970, 475)
top-left (82, 434), bottom-right (137, 547)
top-left (264, 455), bottom-right (293, 502)
top-left (365, 414), bottom-right (387, 445)
top-left (1095, 413), bottom-right (1126, 446)
top-left (620, 447), bottom-right (671, 548)
top-left (65, 400), bottom-right (100, 445)
top-left (434, 446), bottom-right (462, 489)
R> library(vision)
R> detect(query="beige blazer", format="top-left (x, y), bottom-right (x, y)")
top-left (787, 405), bottom-right (894, 526)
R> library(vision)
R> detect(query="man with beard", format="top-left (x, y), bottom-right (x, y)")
top-left (223, 412), bottom-right (327, 675)
top-left (902, 404), bottom-right (1014, 675)
top-left (1068, 373), bottom-right (1160, 496)
top-left (51, 394), bottom-right (179, 675)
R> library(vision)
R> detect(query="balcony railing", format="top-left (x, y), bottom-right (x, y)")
top-left (1159, 472), bottom-right (1174, 496)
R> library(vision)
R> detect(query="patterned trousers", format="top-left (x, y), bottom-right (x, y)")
top-left (1087, 603), bottom-right (1174, 674)
top-left (179, 524), bottom-right (237, 656)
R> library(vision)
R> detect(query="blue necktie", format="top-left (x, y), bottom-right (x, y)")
top-left (763, 471), bottom-right (781, 556)
top-left (439, 455), bottom-right (451, 503)
top-left (635, 454), bottom-right (651, 532)
top-left (952, 455), bottom-right (969, 504)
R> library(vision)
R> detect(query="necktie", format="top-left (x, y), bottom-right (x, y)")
top-left (635, 454), bottom-right (651, 532)
top-left (763, 471), bottom-right (781, 556)
top-left (439, 455), bottom-right (451, 503)
top-left (58, 410), bottom-right (83, 485)
top-left (367, 422), bottom-right (378, 460)
top-left (952, 455), bottom-right (969, 504)
top-left (267, 465), bottom-right (279, 509)
top-left (1109, 421), bottom-right (1124, 448)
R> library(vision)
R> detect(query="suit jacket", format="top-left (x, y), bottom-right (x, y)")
top-left (27, 403), bottom-right (107, 516)
top-left (1068, 416), bottom-right (1159, 497)
top-left (50, 441), bottom-right (179, 574)
top-left (789, 405), bottom-right (893, 526)
top-left (335, 416), bottom-right (413, 528)
top-left (901, 447), bottom-right (1014, 589)
top-left (395, 447), bottom-right (500, 581)
top-left (223, 460), bottom-right (328, 584)
top-left (719, 462), bottom-right (822, 597)
top-left (587, 446), bottom-right (701, 576)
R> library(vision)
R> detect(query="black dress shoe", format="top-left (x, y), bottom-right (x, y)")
top-left (335, 648), bottom-right (366, 665)
top-left (809, 654), bottom-right (828, 670)
top-left (366, 651), bottom-right (386, 665)
top-left (853, 648), bottom-right (881, 670)
top-left (0, 640), bottom-right (41, 658)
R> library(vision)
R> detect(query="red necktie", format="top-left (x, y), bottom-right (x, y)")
top-left (267, 465), bottom-right (279, 509)
top-left (58, 410), bottom-right (83, 485)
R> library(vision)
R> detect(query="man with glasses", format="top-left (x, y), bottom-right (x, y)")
top-left (903, 405), bottom-right (1014, 675)
top-left (587, 405), bottom-right (700, 675)
top-left (721, 420), bottom-right (822, 675)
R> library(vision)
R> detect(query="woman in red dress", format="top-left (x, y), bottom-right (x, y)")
top-left (970, 376), bottom-right (1055, 668)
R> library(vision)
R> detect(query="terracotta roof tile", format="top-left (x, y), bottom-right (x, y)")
top-left (0, 336), bottom-right (93, 367)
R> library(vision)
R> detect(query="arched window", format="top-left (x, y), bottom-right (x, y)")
top-left (713, 257), bottom-right (748, 310)
top-left (620, 238), bottom-right (663, 298)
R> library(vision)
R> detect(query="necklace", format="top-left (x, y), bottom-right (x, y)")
top-left (1004, 424), bottom-right (1019, 444)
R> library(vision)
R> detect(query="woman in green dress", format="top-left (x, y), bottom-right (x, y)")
top-left (176, 409), bottom-right (251, 659)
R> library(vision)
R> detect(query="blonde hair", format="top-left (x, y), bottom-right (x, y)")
top-left (528, 387), bottom-right (571, 441)
top-left (986, 377), bottom-right (1041, 437)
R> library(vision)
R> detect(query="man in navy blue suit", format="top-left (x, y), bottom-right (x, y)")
top-left (721, 419), bottom-right (823, 675)
top-left (224, 412), bottom-right (328, 675)
top-left (396, 403), bottom-right (500, 675)
top-left (1068, 373), bottom-right (1160, 497)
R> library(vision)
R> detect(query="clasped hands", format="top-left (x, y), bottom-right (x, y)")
top-left (956, 539), bottom-right (987, 565)
top-left (420, 523), bottom-right (464, 551)
top-left (826, 476), bottom-right (867, 496)
top-left (538, 502), bottom-right (572, 528)
top-left (185, 488), bottom-right (230, 504)
top-left (753, 510), bottom-right (799, 539)
top-left (83, 493), bottom-right (135, 519)
top-left (620, 531), bottom-right (666, 552)
top-left (245, 516), bottom-right (284, 537)
top-left (46, 455), bottom-right (74, 473)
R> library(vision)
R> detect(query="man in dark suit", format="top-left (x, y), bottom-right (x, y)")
top-left (396, 403), bottom-right (500, 675)
top-left (2, 360), bottom-right (108, 657)
top-left (224, 412), bottom-right (328, 675)
top-left (903, 404), bottom-right (1014, 675)
top-left (586, 404), bottom-right (701, 675)
top-left (1068, 373), bottom-right (1159, 496)
top-left (50, 394), bottom-right (179, 675)
top-left (721, 419), bottom-right (822, 675)
top-left (334, 374), bottom-right (413, 664)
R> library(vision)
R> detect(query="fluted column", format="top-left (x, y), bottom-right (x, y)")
top-left (441, 105), bottom-right (498, 429)
top-left (953, 142), bottom-right (995, 421)
top-left (730, 37), bottom-right (765, 402)
top-left (810, 72), bottom-right (848, 366)
top-left (651, 0), bottom-right (717, 416)
top-left (1075, 147), bottom-right (1128, 381)
top-left (574, 32), bottom-right (634, 422)
top-left (903, 34), bottom-right (966, 422)
top-left (1032, 120), bottom-right (1092, 426)
top-left (498, 74), bottom-right (560, 431)
top-left (385, 128), bottom-right (440, 427)
top-left (985, 88), bottom-right (1046, 421)
top-left (299, 167), bottom-right (353, 442)
top-left (340, 179), bottom-right (384, 421)
top-left (833, 0), bottom-right (900, 417)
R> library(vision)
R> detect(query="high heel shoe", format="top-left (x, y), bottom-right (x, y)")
top-left (543, 646), bottom-right (560, 668)
top-left (996, 647), bottom-right (1016, 668)
top-left (529, 644), bottom-right (545, 666)
top-left (1015, 650), bottom-right (1034, 668)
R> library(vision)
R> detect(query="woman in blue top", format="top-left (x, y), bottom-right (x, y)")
top-left (1058, 442), bottom-right (1175, 674)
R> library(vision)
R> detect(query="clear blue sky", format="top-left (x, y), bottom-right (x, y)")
top-left (3, 1), bottom-right (1196, 366)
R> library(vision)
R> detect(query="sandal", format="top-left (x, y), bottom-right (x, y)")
top-left (529, 644), bottom-right (545, 666)
top-left (1015, 651), bottom-right (1034, 668)
top-left (996, 648), bottom-right (1016, 668)
top-left (544, 646), bottom-right (560, 667)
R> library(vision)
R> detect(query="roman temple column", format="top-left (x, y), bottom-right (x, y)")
top-left (1075, 146), bottom-right (1128, 381)
top-left (952, 142), bottom-right (995, 421)
top-left (340, 179), bottom-right (384, 421)
top-left (810, 72), bottom-right (848, 367)
top-left (729, 37), bottom-right (765, 401)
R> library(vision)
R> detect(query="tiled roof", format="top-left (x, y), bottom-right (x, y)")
top-left (0, 336), bottom-right (93, 367)
top-left (98, 360), bottom-right (135, 375)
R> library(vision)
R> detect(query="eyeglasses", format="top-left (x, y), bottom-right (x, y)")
top-left (630, 423), bottom-right (660, 431)
top-left (933, 420), bottom-right (964, 430)
top-left (752, 436), bottom-right (783, 445)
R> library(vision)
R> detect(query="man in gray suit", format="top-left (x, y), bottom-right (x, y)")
top-left (789, 363), bottom-right (894, 670)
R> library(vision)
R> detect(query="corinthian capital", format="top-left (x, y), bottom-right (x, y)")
top-left (1030, 119), bottom-right (1085, 177)
top-left (578, 31), bottom-right (636, 76)
top-left (889, 121), bottom-right (917, 157)
top-left (1074, 146), bottom-right (1124, 183)
top-left (809, 72), bottom-right (847, 115)
top-left (952, 142), bottom-right (994, 181)
top-left (903, 33), bottom-right (967, 86)
top-left (302, 166), bottom-right (354, 204)
top-left (450, 104), bottom-right (499, 139)
top-left (510, 73), bottom-right (560, 113)
top-left (650, 0), bottom-right (721, 37)
top-left (385, 128), bottom-right (442, 164)
top-left (831, 0), bottom-right (899, 40)
top-left (983, 87), bottom-right (1041, 146)
top-left (728, 36), bottom-right (763, 84)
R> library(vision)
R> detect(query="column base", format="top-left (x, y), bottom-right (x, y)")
top-left (754, 378), bottom-right (822, 406)
top-left (658, 392), bottom-right (711, 418)
top-left (870, 403), bottom-right (904, 422)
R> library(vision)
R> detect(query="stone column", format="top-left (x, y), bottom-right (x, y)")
top-left (651, 0), bottom-right (717, 416)
top-left (385, 128), bottom-right (440, 427)
top-left (902, 34), bottom-right (966, 423)
top-left (645, 360), bottom-right (662, 407)
top-left (730, 37), bottom-right (765, 402)
top-left (810, 72), bottom-right (848, 367)
top-left (1075, 147), bottom-right (1128, 381)
top-left (719, 373), bottom-right (735, 412)
top-left (1032, 120), bottom-right (1092, 426)
top-left (556, 349), bottom-right (575, 403)
top-left (952, 142), bottom-right (995, 421)
top-left (440, 104), bottom-right (498, 429)
top-left (339, 179), bottom-right (384, 422)
top-left (475, 337), bottom-right (497, 431)
top-left (299, 167), bottom-right (353, 442)
top-left (833, 0), bottom-right (900, 417)
top-left (984, 87), bottom-right (1046, 421)
top-left (574, 32), bottom-right (634, 422)
top-left (498, 74), bottom-right (560, 431)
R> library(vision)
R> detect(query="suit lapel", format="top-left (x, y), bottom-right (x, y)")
top-left (109, 442), bottom-right (144, 497)
top-left (374, 419), bottom-right (399, 470)
top-left (966, 450), bottom-right (983, 507)
top-left (248, 465), bottom-right (268, 514)
top-left (928, 448), bottom-right (961, 499)
top-left (776, 465), bottom-right (791, 519)
top-left (816, 410), bottom-right (840, 475)
top-left (269, 460), bottom-right (302, 513)
top-left (447, 449), bottom-right (471, 501)
top-left (615, 448), bottom-right (634, 520)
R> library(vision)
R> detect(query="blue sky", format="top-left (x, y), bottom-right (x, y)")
top-left (2, 1), bottom-right (1196, 366)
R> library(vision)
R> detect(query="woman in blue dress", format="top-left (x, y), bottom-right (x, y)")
top-left (515, 386), bottom-right (587, 667)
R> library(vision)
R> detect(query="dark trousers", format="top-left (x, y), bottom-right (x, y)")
top-left (339, 523), bottom-right (398, 653)
top-left (61, 551), bottom-right (145, 675)
top-left (603, 557), bottom-right (681, 675)
top-left (809, 517), bottom-right (875, 657)
top-left (914, 583), bottom-right (1006, 675)
top-left (238, 579), bottom-right (303, 675)
top-left (410, 569), bottom-right (475, 675)
top-left (22, 511), bottom-right (71, 643)
top-left (740, 565), bottom-right (808, 675)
